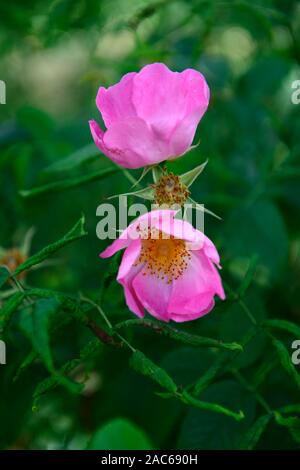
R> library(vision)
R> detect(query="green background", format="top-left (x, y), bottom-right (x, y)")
top-left (0, 0), bottom-right (300, 450)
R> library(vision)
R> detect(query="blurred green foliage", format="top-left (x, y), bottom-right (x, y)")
top-left (0, 0), bottom-right (300, 450)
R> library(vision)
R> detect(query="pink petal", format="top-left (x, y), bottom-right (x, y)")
top-left (99, 210), bottom-right (178, 259)
top-left (89, 119), bottom-right (132, 167)
top-left (99, 236), bottom-right (129, 259)
top-left (203, 235), bottom-right (221, 266)
top-left (132, 271), bottom-right (172, 322)
top-left (167, 251), bottom-right (225, 319)
top-left (169, 300), bottom-right (215, 323)
top-left (96, 72), bottom-right (137, 128)
top-left (169, 110), bottom-right (202, 156)
top-left (103, 117), bottom-right (170, 168)
top-left (132, 63), bottom-right (209, 151)
top-left (89, 119), bottom-right (105, 151)
top-left (117, 239), bottom-right (141, 280)
top-left (117, 240), bottom-right (145, 318)
top-left (169, 70), bottom-right (210, 155)
top-left (152, 216), bottom-right (205, 245)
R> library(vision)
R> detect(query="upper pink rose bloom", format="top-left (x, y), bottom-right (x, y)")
top-left (100, 210), bottom-right (225, 323)
top-left (89, 63), bottom-right (210, 169)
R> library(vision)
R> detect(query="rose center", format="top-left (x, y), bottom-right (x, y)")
top-left (136, 230), bottom-right (191, 283)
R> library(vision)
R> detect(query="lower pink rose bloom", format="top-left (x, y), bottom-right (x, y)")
top-left (100, 210), bottom-right (225, 323)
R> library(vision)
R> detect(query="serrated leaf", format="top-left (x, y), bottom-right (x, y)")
top-left (0, 266), bottom-right (10, 289)
top-left (181, 390), bottom-right (244, 422)
top-left (162, 326), bottom-right (243, 352)
top-left (108, 186), bottom-right (154, 201)
top-left (33, 369), bottom-right (82, 407)
top-left (130, 350), bottom-right (177, 394)
top-left (43, 143), bottom-right (98, 174)
top-left (27, 287), bottom-right (90, 323)
top-left (178, 381), bottom-right (255, 450)
top-left (0, 292), bottom-right (24, 332)
top-left (20, 167), bottom-right (118, 198)
top-left (14, 215), bottom-right (87, 276)
top-left (32, 338), bottom-right (100, 406)
top-left (19, 298), bottom-right (60, 371)
top-left (239, 414), bottom-right (271, 449)
top-left (264, 319), bottom-right (300, 339)
top-left (116, 319), bottom-right (242, 351)
top-left (270, 335), bottom-right (300, 392)
top-left (180, 160), bottom-right (208, 187)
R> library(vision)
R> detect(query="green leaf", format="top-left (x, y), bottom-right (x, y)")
top-left (87, 418), bottom-right (153, 450)
top-left (130, 350), bottom-right (177, 394)
top-left (32, 339), bottom-right (100, 406)
top-left (160, 348), bottom-right (215, 388)
top-left (99, 251), bottom-right (122, 304)
top-left (0, 266), bottom-right (10, 289)
top-left (193, 326), bottom-right (258, 395)
top-left (274, 412), bottom-right (300, 445)
top-left (20, 167), bottom-right (118, 198)
top-left (108, 186), bottom-right (154, 201)
top-left (279, 404), bottom-right (300, 415)
top-left (0, 292), bottom-right (24, 332)
top-left (252, 358), bottom-right (278, 387)
top-left (270, 335), bottom-right (300, 392)
top-left (178, 381), bottom-right (255, 450)
top-left (182, 390), bottom-right (244, 421)
top-left (43, 143), bottom-right (98, 174)
top-left (19, 298), bottom-right (60, 371)
top-left (224, 200), bottom-right (288, 280)
top-left (14, 215), bottom-right (87, 276)
top-left (220, 297), bottom-right (266, 369)
top-left (13, 350), bottom-right (37, 382)
top-left (238, 414), bottom-right (271, 449)
top-left (180, 160), bottom-right (208, 187)
top-left (33, 369), bottom-right (82, 408)
top-left (264, 319), bottom-right (300, 339)
top-left (237, 254), bottom-right (259, 297)
top-left (116, 319), bottom-right (242, 351)
top-left (20, 297), bottom-right (80, 393)
top-left (193, 354), bottom-right (228, 395)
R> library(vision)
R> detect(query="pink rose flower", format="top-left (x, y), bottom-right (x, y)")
top-left (100, 210), bottom-right (225, 323)
top-left (89, 63), bottom-right (210, 169)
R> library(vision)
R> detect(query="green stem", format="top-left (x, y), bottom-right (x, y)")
top-left (231, 368), bottom-right (272, 415)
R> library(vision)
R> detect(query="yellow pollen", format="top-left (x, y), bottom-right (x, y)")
top-left (134, 228), bottom-right (191, 284)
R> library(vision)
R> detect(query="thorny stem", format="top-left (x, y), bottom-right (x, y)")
top-left (8, 270), bottom-right (35, 307)
top-left (86, 319), bottom-right (121, 348)
top-left (80, 294), bottom-right (112, 329)
top-left (80, 294), bottom-right (136, 353)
